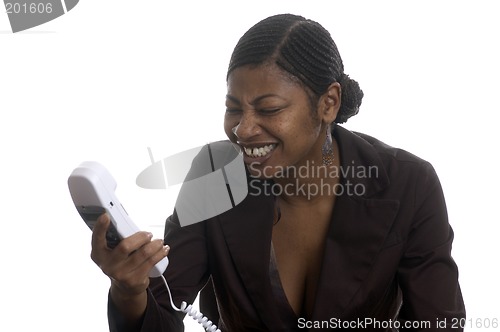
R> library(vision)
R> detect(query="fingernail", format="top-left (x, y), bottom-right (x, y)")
top-left (147, 232), bottom-right (153, 239)
top-left (164, 245), bottom-right (170, 253)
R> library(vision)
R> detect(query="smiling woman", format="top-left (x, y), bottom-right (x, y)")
top-left (225, 64), bottom-right (330, 178)
top-left (95, 13), bottom-right (466, 331)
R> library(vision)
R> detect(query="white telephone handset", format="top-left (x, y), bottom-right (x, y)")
top-left (68, 161), bottom-right (220, 331)
top-left (68, 161), bottom-right (168, 277)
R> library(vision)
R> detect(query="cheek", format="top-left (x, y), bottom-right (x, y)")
top-left (279, 114), bottom-right (322, 157)
top-left (279, 114), bottom-right (314, 144)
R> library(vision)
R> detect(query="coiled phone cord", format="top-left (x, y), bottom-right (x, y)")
top-left (160, 275), bottom-right (221, 332)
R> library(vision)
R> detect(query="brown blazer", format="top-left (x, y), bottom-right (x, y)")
top-left (108, 125), bottom-right (465, 331)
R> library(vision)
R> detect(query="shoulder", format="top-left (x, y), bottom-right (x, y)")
top-left (334, 126), bottom-right (442, 198)
top-left (340, 127), bottom-right (436, 174)
top-left (352, 131), bottom-right (428, 166)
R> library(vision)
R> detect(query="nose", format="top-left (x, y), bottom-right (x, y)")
top-left (232, 112), bottom-right (261, 140)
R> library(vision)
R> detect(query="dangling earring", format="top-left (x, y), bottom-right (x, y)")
top-left (322, 125), bottom-right (334, 166)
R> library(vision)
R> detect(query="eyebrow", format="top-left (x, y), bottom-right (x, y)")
top-left (225, 94), bottom-right (285, 105)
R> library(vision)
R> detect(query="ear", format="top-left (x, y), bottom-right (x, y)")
top-left (318, 82), bottom-right (341, 124)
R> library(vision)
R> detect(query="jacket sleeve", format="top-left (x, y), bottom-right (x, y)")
top-left (108, 210), bottom-right (210, 332)
top-left (397, 162), bottom-right (466, 330)
top-left (108, 143), bottom-right (232, 331)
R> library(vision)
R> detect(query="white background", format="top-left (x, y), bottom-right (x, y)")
top-left (1, 1), bottom-right (498, 331)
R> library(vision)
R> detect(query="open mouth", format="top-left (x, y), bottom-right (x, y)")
top-left (242, 144), bottom-right (277, 158)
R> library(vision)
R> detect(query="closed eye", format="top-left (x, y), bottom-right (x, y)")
top-left (225, 108), bottom-right (241, 114)
top-left (259, 108), bottom-right (282, 114)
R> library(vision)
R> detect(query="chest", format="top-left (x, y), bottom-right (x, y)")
top-left (271, 198), bottom-right (335, 318)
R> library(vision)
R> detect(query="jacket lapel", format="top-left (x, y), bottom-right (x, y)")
top-left (312, 194), bottom-right (400, 319)
top-left (217, 180), bottom-right (280, 329)
top-left (311, 126), bottom-right (400, 319)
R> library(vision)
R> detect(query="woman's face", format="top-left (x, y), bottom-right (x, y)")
top-left (224, 64), bottom-right (335, 179)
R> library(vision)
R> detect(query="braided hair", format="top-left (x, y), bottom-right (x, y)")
top-left (227, 14), bottom-right (363, 123)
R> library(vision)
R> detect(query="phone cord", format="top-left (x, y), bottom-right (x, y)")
top-left (160, 275), bottom-right (221, 332)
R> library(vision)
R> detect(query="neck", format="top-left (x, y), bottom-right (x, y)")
top-left (273, 139), bottom-right (340, 205)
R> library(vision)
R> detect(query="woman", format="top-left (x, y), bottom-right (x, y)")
top-left (92, 14), bottom-right (465, 331)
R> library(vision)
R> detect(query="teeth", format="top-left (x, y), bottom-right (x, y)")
top-left (244, 144), bottom-right (276, 158)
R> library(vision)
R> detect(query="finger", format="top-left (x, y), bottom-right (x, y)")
top-left (107, 237), bottom-right (164, 282)
top-left (94, 231), bottom-right (155, 279)
top-left (91, 213), bottom-right (111, 250)
top-left (129, 240), bottom-right (170, 276)
top-left (111, 231), bottom-right (154, 261)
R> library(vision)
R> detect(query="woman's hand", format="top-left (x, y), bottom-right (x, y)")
top-left (90, 213), bottom-right (170, 325)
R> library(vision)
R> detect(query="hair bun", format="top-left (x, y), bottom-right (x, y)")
top-left (336, 73), bottom-right (364, 123)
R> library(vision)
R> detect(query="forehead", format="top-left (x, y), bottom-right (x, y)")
top-left (226, 64), bottom-right (305, 101)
